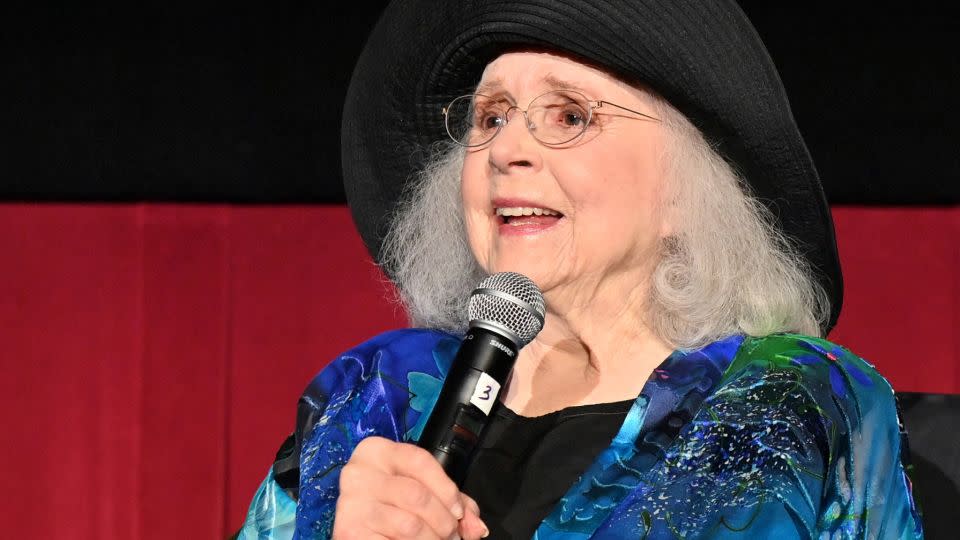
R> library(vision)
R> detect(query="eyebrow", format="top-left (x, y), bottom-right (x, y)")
top-left (543, 75), bottom-right (585, 92)
top-left (474, 74), bottom-right (588, 98)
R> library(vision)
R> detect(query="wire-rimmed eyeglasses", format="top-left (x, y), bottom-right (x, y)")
top-left (442, 89), bottom-right (659, 148)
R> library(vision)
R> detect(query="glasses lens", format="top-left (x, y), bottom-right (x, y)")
top-left (527, 91), bottom-right (591, 145)
top-left (444, 95), bottom-right (505, 147)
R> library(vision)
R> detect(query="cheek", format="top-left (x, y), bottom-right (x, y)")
top-left (566, 146), bottom-right (665, 238)
top-left (460, 157), bottom-right (492, 260)
top-left (460, 152), bottom-right (486, 206)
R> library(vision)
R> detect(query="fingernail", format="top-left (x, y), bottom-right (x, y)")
top-left (481, 527), bottom-right (489, 538)
top-left (447, 534), bottom-right (461, 540)
top-left (451, 503), bottom-right (464, 519)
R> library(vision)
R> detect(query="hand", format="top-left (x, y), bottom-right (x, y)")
top-left (333, 436), bottom-right (489, 539)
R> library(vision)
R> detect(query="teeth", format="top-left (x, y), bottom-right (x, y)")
top-left (495, 207), bottom-right (560, 217)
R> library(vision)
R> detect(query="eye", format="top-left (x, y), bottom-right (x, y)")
top-left (479, 113), bottom-right (505, 130)
top-left (471, 100), bottom-right (507, 132)
top-left (560, 107), bottom-right (586, 127)
top-left (543, 103), bottom-right (588, 131)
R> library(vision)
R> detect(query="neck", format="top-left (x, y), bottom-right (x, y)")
top-left (500, 270), bottom-right (673, 416)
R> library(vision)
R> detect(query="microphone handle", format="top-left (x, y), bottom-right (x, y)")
top-left (416, 326), bottom-right (518, 486)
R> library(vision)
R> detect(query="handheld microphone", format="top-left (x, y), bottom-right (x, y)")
top-left (417, 272), bottom-right (545, 485)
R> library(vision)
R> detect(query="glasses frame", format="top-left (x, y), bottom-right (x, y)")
top-left (442, 89), bottom-right (660, 148)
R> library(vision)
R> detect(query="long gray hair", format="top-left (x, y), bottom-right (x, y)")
top-left (380, 91), bottom-right (829, 349)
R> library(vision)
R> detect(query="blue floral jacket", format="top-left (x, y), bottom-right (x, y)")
top-left (238, 329), bottom-right (923, 539)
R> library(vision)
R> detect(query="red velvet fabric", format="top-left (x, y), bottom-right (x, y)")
top-left (1, 203), bottom-right (956, 538)
top-left (830, 207), bottom-right (959, 394)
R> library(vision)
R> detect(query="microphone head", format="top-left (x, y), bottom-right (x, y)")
top-left (468, 272), bottom-right (546, 347)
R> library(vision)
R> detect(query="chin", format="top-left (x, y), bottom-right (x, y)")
top-left (486, 261), bottom-right (556, 291)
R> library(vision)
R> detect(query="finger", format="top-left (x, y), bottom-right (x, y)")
top-left (331, 524), bottom-right (389, 540)
top-left (339, 463), bottom-right (459, 538)
top-left (457, 493), bottom-right (488, 540)
top-left (334, 492), bottom-right (438, 540)
top-left (349, 436), bottom-right (396, 468)
top-left (351, 437), bottom-right (463, 519)
top-left (460, 493), bottom-right (481, 518)
top-left (457, 512), bottom-right (488, 539)
top-left (331, 494), bottom-right (389, 540)
top-left (332, 531), bottom-right (389, 540)
top-left (381, 475), bottom-right (460, 538)
top-left (370, 502), bottom-right (445, 540)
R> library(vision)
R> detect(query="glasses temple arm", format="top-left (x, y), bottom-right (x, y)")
top-left (594, 100), bottom-right (660, 122)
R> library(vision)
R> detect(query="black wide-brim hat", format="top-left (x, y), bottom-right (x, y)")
top-left (342, 0), bottom-right (843, 331)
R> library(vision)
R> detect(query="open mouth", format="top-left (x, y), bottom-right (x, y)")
top-left (495, 206), bottom-right (564, 226)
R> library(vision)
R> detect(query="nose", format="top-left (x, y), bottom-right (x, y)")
top-left (487, 109), bottom-right (543, 175)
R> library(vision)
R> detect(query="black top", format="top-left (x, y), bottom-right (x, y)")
top-left (460, 398), bottom-right (635, 540)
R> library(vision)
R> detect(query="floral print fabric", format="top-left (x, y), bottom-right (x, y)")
top-left (239, 330), bottom-right (923, 539)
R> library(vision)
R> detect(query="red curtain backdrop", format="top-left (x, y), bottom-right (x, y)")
top-left (1, 203), bottom-right (957, 538)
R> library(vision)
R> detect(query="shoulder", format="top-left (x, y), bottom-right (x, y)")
top-left (715, 334), bottom-right (908, 492)
top-left (343, 327), bottom-right (460, 357)
top-left (299, 328), bottom-right (460, 407)
top-left (710, 333), bottom-right (904, 471)
top-left (291, 329), bottom-right (462, 535)
top-left (696, 334), bottom-right (921, 535)
top-left (726, 333), bottom-right (898, 418)
top-left (295, 328), bottom-right (462, 440)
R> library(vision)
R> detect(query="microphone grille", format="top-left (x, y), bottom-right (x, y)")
top-left (468, 272), bottom-right (545, 346)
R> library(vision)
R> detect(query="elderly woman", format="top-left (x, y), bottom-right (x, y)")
top-left (238, 1), bottom-right (922, 539)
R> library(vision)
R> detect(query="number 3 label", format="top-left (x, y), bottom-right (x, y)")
top-left (470, 372), bottom-right (501, 415)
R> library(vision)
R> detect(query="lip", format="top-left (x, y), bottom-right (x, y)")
top-left (492, 197), bottom-right (564, 236)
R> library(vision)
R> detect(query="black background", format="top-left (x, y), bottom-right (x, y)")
top-left (3, 2), bottom-right (959, 204)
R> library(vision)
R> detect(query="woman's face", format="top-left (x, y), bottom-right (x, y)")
top-left (461, 51), bottom-right (668, 302)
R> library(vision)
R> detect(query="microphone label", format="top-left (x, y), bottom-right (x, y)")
top-left (489, 338), bottom-right (515, 357)
top-left (469, 372), bottom-right (501, 415)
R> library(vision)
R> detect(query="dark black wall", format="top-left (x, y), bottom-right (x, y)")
top-left (741, 3), bottom-right (960, 205)
top-left (4, 1), bottom-right (391, 202)
top-left (4, 2), bottom-right (958, 204)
